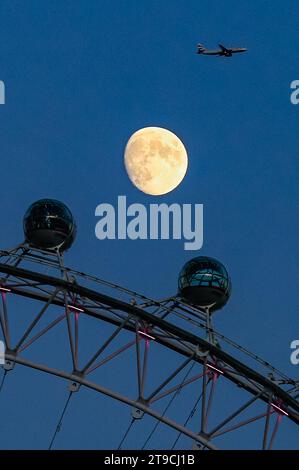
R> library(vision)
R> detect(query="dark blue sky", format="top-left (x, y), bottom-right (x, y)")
top-left (0, 0), bottom-right (298, 449)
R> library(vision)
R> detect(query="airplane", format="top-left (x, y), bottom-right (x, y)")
top-left (197, 43), bottom-right (247, 57)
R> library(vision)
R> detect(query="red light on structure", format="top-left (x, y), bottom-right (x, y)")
top-left (271, 403), bottom-right (289, 417)
top-left (138, 330), bottom-right (155, 341)
top-left (69, 305), bottom-right (84, 313)
top-left (0, 286), bottom-right (11, 293)
top-left (206, 363), bottom-right (224, 375)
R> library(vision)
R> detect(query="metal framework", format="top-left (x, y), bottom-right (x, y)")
top-left (0, 244), bottom-right (298, 450)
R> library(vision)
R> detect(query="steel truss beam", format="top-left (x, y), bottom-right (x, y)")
top-left (3, 352), bottom-right (217, 450)
top-left (0, 259), bottom-right (298, 450)
top-left (0, 263), bottom-right (298, 425)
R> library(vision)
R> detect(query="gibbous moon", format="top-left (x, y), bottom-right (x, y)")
top-left (124, 127), bottom-right (188, 195)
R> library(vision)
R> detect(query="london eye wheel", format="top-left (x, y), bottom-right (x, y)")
top-left (0, 199), bottom-right (298, 450)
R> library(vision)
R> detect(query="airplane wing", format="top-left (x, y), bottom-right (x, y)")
top-left (218, 44), bottom-right (228, 52)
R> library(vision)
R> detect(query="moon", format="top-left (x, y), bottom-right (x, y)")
top-left (124, 127), bottom-right (188, 195)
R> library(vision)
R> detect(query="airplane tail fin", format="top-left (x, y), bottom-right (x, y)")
top-left (197, 43), bottom-right (206, 54)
